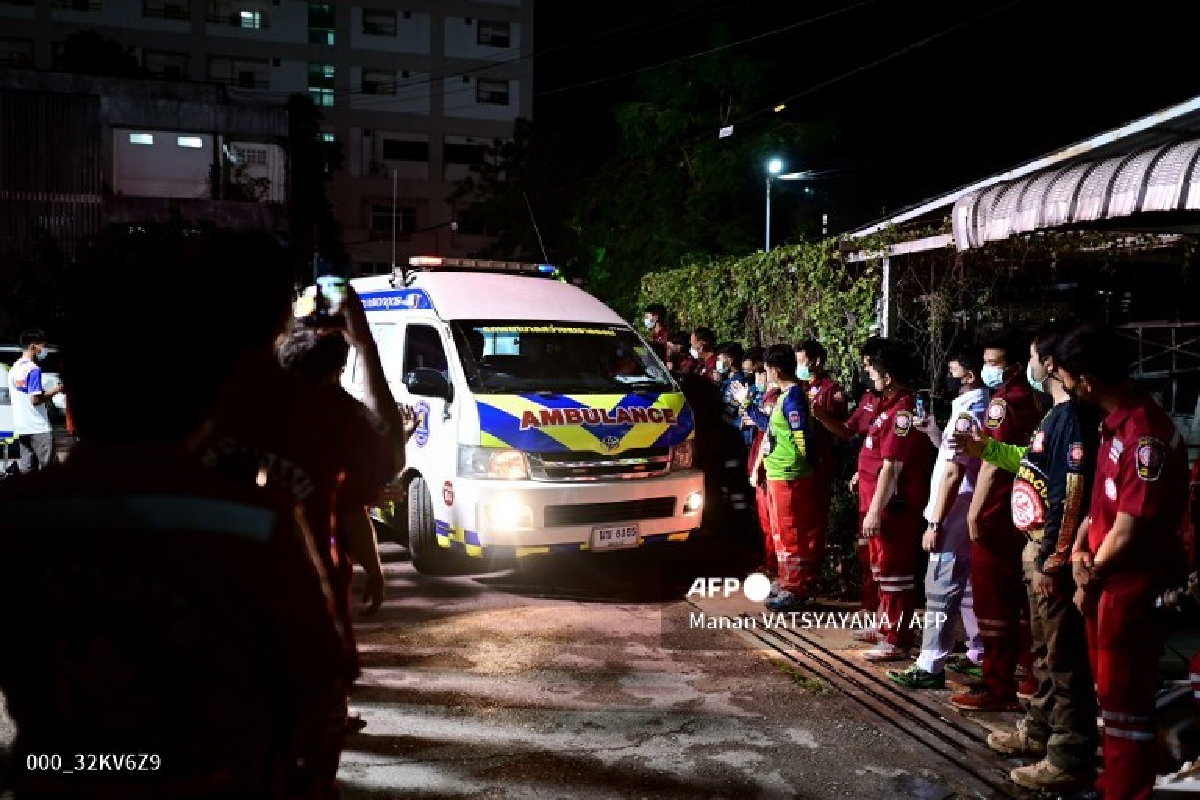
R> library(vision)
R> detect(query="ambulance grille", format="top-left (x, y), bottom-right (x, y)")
top-left (544, 497), bottom-right (677, 527)
top-left (527, 448), bottom-right (672, 482)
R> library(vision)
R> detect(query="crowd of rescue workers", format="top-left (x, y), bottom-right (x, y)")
top-left (640, 301), bottom-right (1198, 798)
top-left (0, 228), bottom-right (1195, 800)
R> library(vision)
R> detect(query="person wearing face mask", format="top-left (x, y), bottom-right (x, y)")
top-left (888, 347), bottom-right (989, 688)
top-left (690, 327), bottom-right (719, 383)
top-left (954, 322), bottom-right (1102, 792)
top-left (667, 331), bottom-right (693, 376)
top-left (950, 332), bottom-right (1041, 711)
top-left (855, 340), bottom-right (936, 660)
top-left (715, 342), bottom-right (752, 528)
top-left (7, 328), bottom-right (64, 474)
top-left (733, 345), bottom-right (822, 611)
top-left (796, 339), bottom-right (847, 506)
top-left (812, 336), bottom-right (888, 619)
top-left (643, 303), bottom-right (671, 347)
top-left (741, 347), bottom-right (767, 448)
top-left (741, 347), bottom-right (779, 578)
top-left (1053, 324), bottom-right (1188, 800)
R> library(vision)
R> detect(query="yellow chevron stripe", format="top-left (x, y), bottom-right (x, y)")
top-left (616, 393), bottom-right (687, 450)
top-left (515, 546), bottom-right (551, 557)
top-left (436, 527), bottom-right (483, 558)
top-left (481, 431), bottom-right (509, 448)
top-left (667, 532), bottom-right (691, 542)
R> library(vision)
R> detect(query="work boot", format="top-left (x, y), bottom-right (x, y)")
top-left (950, 687), bottom-right (1022, 712)
top-left (987, 720), bottom-right (1046, 757)
top-left (888, 664), bottom-right (946, 690)
top-left (945, 655), bottom-right (983, 679)
top-left (765, 589), bottom-right (810, 612)
top-left (1010, 758), bottom-right (1089, 791)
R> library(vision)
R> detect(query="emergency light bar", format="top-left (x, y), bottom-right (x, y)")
top-left (402, 256), bottom-right (559, 279)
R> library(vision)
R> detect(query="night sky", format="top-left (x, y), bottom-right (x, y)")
top-left (532, 0), bottom-right (1198, 233)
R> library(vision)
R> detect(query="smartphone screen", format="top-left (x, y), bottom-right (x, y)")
top-left (914, 390), bottom-right (931, 422)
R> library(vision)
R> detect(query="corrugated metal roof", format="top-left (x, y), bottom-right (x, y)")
top-left (848, 93), bottom-right (1200, 239)
top-left (952, 138), bottom-right (1200, 249)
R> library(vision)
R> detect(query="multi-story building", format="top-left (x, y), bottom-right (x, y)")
top-left (0, 0), bottom-right (534, 273)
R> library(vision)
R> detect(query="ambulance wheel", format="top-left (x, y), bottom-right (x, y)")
top-left (407, 476), bottom-right (458, 575)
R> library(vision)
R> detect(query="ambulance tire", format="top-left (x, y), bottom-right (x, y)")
top-left (407, 476), bottom-right (459, 575)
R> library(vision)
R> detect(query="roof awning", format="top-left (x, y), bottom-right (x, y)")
top-left (952, 139), bottom-right (1200, 250)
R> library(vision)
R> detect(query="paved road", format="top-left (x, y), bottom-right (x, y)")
top-left (337, 541), bottom-right (979, 799)
top-left (0, 538), bottom-right (980, 799)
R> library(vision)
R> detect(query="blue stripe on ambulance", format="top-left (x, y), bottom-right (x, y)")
top-left (476, 403), bottom-right (570, 452)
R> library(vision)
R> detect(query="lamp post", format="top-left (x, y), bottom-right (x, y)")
top-left (765, 158), bottom-right (782, 252)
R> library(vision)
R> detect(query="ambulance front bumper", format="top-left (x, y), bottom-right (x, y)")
top-left (439, 468), bottom-right (705, 557)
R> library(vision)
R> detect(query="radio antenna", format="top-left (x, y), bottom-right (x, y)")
top-left (523, 191), bottom-right (549, 264)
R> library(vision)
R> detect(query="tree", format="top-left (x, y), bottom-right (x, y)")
top-left (447, 118), bottom-right (580, 271)
top-left (569, 34), bottom-right (839, 318)
top-left (57, 31), bottom-right (146, 79)
top-left (286, 94), bottom-right (345, 284)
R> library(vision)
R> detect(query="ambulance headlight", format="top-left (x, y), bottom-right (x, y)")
top-left (458, 446), bottom-right (530, 480)
top-left (671, 440), bottom-right (695, 470)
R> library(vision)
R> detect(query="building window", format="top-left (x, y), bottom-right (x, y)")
top-left (381, 139), bottom-right (428, 162)
top-left (237, 146), bottom-right (267, 166)
top-left (475, 79), bottom-right (509, 106)
top-left (320, 132), bottom-right (335, 143)
top-left (207, 56), bottom-right (269, 89)
top-left (52, 0), bottom-right (102, 9)
top-left (362, 8), bottom-right (395, 36)
top-left (143, 0), bottom-right (188, 19)
top-left (361, 69), bottom-right (395, 95)
top-left (444, 143), bottom-right (483, 166)
top-left (477, 20), bottom-right (510, 48)
top-left (143, 50), bottom-right (190, 79)
top-left (370, 204), bottom-right (416, 236)
top-left (308, 63), bottom-right (335, 107)
top-left (129, 133), bottom-right (154, 145)
top-left (208, 2), bottom-right (266, 28)
top-left (0, 37), bottom-right (33, 67)
top-left (176, 136), bottom-right (203, 148)
top-left (308, 3), bottom-right (334, 45)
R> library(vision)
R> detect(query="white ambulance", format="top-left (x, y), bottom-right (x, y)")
top-left (303, 257), bottom-right (704, 574)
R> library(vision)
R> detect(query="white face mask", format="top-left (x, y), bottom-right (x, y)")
top-left (797, 365), bottom-right (811, 381)
top-left (980, 364), bottom-right (1004, 388)
top-left (643, 317), bottom-right (655, 330)
top-left (689, 347), bottom-right (700, 359)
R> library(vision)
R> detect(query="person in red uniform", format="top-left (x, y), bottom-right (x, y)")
top-left (0, 232), bottom-right (347, 799)
top-left (797, 339), bottom-right (848, 494)
top-left (643, 303), bottom-right (671, 346)
top-left (690, 326), bottom-right (719, 383)
top-left (1059, 324), bottom-right (1190, 800)
top-left (856, 340), bottom-right (936, 660)
top-left (952, 332), bottom-right (1041, 711)
top-left (813, 336), bottom-right (887, 622)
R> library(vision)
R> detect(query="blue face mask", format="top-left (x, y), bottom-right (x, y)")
top-left (797, 365), bottom-right (811, 381)
top-left (715, 360), bottom-right (729, 375)
top-left (34, 348), bottom-right (47, 362)
top-left (1026, 361), bottom-right (1045, 394)
top-left (980, 364), bottom-right (1004, 388)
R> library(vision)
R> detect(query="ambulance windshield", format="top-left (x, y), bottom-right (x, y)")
top-left (451, 321), bottom-right (675, 394)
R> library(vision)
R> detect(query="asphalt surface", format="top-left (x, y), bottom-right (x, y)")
top-left (0, 538), bottom-right (981, 799)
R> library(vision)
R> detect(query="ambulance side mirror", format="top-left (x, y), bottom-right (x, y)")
top-left (406, 368), bottom-right (453, 403)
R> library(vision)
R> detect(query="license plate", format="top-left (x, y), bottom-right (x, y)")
top-left (591, 524), bottom-right (640, 551)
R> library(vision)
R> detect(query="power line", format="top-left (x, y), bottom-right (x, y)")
top-left (532, 0), bottom-right (877, 99)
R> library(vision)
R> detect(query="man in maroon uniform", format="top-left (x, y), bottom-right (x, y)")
top-left (0, 231), bottom-right (347, 799)
top-left (1062, 324), bottom-right (1189, 800)
top-left (952, 333), bottom-right (1041, 711)
top-left (856, 340), bottom-right (936, 660)
top-left (797, 339), bottom-right (848, 496)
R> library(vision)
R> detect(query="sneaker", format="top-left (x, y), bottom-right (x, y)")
top-left (888, 664), bottom-right (946, 690)
top-left (945, 655), bottom-right (983, 679)
top-left (950, 688), bottom-right (1023, 712)
top-left (1017, 674), bottom-right (1040, 701)
top-left (1010, 758), bottom-right (1089, 791)
top-left (765, 589), bottom-right (811, 612)
top-left (987, 721), bottom-right (1046, 757)
top-left (851, 628), bottom-right (880, 644)
top-left (863, 643), bottom-right (911, 662)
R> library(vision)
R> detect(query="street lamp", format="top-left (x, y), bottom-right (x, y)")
top-left (765, 158), bottom-right (783, 252)
top-left (765, 166), bottom-right (819, 251)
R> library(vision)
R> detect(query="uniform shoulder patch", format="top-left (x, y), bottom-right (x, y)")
top-left (833, 391), bottom-right (844, 402)
top-left (985, 398), bottom-right (1007, 429)
top-left (1136, 436), bottom-right (1164, 481)
top-left (788, 410), bottom-right (801, 427)
top-left (953, 413), bottom-right (975, 434)
top-left (1068, 442), bottom-right (1085, 468)
top-left (893, 410), bottom-right (913, 437)
top-left (1030, 430), bottom-right (1045, 453)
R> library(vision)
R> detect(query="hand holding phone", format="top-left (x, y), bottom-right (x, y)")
top-left (914, 389), bottom-right (931, 423)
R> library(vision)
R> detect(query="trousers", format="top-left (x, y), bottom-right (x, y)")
top-left (916, 495), bottom-right (983, 673)
top-left (970, 520), bottom-right (1033, 697)
top-left (1086, 575), bottom-right (1164, 800)
top-left (869, 506), bottom-right (922, 649)
top-left (1021, 540), bottom-right (1098, 775)
top-left (17, 432), bottom-right (56, 473)
top-left (756, 481), bottom-right (777, 574)
top-left (767, 476), bottom-right (826, 596)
